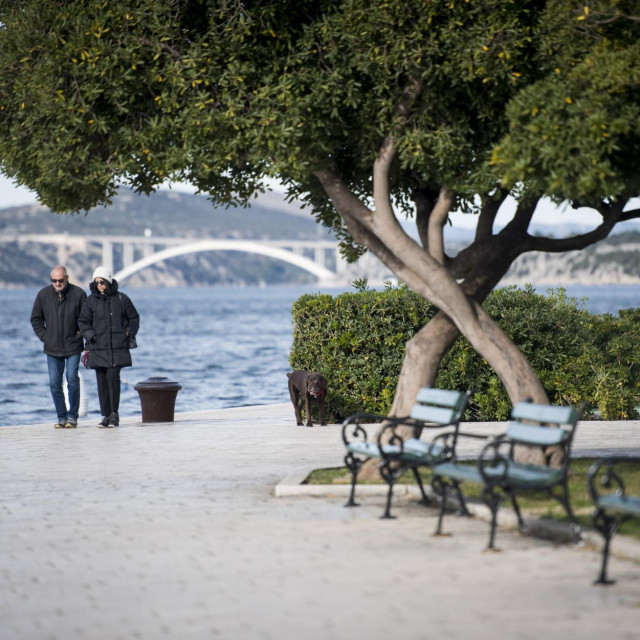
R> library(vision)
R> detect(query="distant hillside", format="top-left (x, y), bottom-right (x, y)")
top-left (0, 188), bottom-right (331, 240)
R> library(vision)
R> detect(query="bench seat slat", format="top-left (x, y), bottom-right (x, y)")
top-left (385, 439), bottom-right (443, 462)
top-left (346, 439), bottom-right (443, 463)
top-left (345, 441), bottom-right (382, 458)
top-left (596, 494), bottom-right (640, 517)
top-left (433, 461), bottom-right (563, 488)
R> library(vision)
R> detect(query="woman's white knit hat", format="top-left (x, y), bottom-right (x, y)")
top-left (92, 266), bottom-right (112, 284)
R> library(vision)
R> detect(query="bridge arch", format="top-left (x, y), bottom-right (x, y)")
top-left (113, 240), bottom-right (337, 283)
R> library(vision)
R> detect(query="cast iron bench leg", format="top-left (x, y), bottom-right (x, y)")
top-left (510, 493), bottom-right (525, 529)
top-left (411, 467), bottom-right (432, 506)
top-left (433, 479), bottom-right (453, 536)
top-left (454, 483), bottom-right (471, 517)
top-left (344, 452), bottom-right (363, 507)
top-left (593, 509), bottom-right (618, 585)
top-left (379, 460), bottom-right (400, 519)
top-left (482, 486), bottom-right (503, 551)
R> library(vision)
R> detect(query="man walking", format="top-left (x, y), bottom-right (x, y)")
top-left (30, 265), bottom-right (87, 428)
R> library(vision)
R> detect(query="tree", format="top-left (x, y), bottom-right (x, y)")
top-left (1, 0), bottom-right (639, 417)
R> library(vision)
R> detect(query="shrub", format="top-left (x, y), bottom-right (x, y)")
top-left (289, 285), bottom-right (640, 422)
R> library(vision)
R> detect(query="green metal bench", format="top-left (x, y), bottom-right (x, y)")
top-left (341, 388), bottom-right (472, 519)
top-left (431, 401), bottom-right (580, 550)
top-left (588, 456), bottom-right (640, 585)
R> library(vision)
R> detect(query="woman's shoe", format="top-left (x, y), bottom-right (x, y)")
top-left (98, 416), bottom-right (110, 428)
top-left (109, 412), bottom-right (120, 427)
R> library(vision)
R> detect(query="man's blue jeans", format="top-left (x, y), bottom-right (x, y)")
top-left (46, 354), bottom-right (81, 422)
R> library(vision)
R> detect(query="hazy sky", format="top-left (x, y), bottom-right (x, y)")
top-left (1, 173), bottom-right (637, 231)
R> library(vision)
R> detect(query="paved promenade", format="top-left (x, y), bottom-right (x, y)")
top-left (2, 405), bottom-right (639, 640)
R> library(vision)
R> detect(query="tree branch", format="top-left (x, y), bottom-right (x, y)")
top-left (522, 199), bottom-right (625, 253)
top-left (621, 207), bottom-right (640, 222)
top-left (502, 197), bottom-right (538, 235)
top-left (475, 190), bottom-right (508, 241)
top-left (412, 187), bottom-right (437, 250)
top-left (372, 137), bottom-right (396, 224)
top-left (427, 186), bottom-right (454, 265)
top-left (313, 168), bottom-right (409, 276)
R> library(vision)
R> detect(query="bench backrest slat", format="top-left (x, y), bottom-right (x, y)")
top-left (510, 402), bottom-right (578, 427)
top-left (506, 422), bottom-right (569, 446)
top-left (410, 404), bottom-right (459, 425)
top-left (414, 388), bottom-right (467, 410)
top-left (410, 388), bottom-right (469, 425)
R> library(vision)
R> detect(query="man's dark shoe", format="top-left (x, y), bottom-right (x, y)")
top-left (64, 417), bottom-right (77, 428)
top-left (55, 419), bottom-right (66, 429)
top-left (109, 412), bottom-right (119, 427)
top-left (98, 416), bottom-right (110, 428)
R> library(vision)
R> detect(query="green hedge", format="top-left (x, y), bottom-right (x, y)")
top-left (289, 285), bottom-right (640, 422)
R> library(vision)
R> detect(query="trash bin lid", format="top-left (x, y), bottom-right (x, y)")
top-left (134, 376), bottom-right (182, 391)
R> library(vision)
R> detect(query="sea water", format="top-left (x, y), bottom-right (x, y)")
top-left (1, 284), bottom-right (638, 426)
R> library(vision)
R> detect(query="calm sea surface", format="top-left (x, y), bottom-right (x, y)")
top-left (1, 283), bottom-right (639, 427)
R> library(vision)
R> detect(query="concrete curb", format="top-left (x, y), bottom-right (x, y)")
top-left (275, 466), bottom-right (640, 562)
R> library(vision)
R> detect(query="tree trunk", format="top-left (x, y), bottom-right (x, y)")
top-left (388, 311), bottom-right (460, 417)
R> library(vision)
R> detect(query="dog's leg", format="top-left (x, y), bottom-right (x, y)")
top-left (295, 396), bottom-right (305, 426)
top-left (304, 393), bottom-right (313, 427)
top-left (289, 382), bottom-right (303, 425)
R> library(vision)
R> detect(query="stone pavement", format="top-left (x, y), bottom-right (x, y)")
top-left (1, 405), bottom-right (639, 640)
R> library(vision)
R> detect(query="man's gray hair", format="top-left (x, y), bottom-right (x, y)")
top-left (51, 264), bottom-right (68, 275)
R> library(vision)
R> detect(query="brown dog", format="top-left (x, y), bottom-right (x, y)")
top-left (287, 370), bottom-right (327, 427)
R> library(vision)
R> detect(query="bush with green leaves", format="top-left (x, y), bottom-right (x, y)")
top-left (290, 285), bottom-right (639, 422)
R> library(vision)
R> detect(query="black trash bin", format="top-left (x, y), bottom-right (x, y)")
top-left (134, 376), bottom-right (182, 423)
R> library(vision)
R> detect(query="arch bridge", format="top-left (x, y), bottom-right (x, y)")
top-left (7, 234), bottom-right (354, 284)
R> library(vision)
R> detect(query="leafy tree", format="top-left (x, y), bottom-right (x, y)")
top-left (0, 0), bottom-right (638, 416)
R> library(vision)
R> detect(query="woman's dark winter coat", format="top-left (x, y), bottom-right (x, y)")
top-left (78, 279), bottom-right (139, 369)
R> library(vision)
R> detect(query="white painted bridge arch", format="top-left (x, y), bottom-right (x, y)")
top-left (113, 239), bottom-right (338, 283)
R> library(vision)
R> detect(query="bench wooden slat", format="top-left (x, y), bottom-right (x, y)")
top-left (596, 494), bottom-right (640, 517)
top-left (511, 402), bottom-right (578, 426)
top-left (409, 404), bottom-right (458, 425)
top-left (506, 422), bottom-right (569, 446)
top-left (433, 461), bottom-right (564, 487)
top-left (414, 387), bottom-right (467, 409)
top-left (346, 439), bottom-right (443, 463)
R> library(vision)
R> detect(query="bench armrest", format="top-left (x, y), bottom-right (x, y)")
top-left (588, 456), bottom-right (640, 503)
top-left (341, 412), bottom-right (388, 446)
top-left (428, 429), bottom-right (491, 464)
top-left (477, 435), bottom-right (512, 484)
top-left (377, 416), bottom-right (480, 460)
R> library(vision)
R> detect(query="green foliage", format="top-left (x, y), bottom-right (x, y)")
top-left (291, 286), bottom-right (640, 422)
top-left (1, 1), bottom-right (637, 218)
top-left (492, 0), bottom-right (640, 204)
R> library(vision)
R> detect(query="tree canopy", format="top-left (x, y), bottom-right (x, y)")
top-left (2, 1), bottom-right (636, 215)
top-left (1, 0), bottom-right (639, 412)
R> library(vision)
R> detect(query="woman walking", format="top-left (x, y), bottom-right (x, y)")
top-left (78, 266), bottom-right (140, 427)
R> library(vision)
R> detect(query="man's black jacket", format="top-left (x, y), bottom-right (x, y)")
top-left (30, 283), bottom-right (87, 357)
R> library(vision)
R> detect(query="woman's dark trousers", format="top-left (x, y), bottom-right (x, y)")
top-left (95, 366), bottom-right (121, 417)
